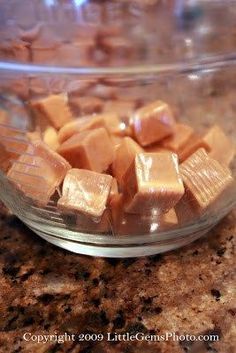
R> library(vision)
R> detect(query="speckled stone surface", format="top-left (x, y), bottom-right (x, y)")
top-left (0, 202), bottom-right (235, 353)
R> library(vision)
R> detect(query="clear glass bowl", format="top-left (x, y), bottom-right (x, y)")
top-left (0, 0), bottom-right (235, 257)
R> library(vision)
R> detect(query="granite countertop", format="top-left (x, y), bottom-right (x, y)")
top-left (0, 203), bottom-right (235, 353)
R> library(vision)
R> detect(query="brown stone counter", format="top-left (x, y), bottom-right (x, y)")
top-left (0, 203), bottom-right (235, 353)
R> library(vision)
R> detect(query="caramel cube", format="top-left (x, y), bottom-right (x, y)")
top-left (7, 140), bottom-right (71, 205)
top-left (0, 109), bottom-right (28, 156)
top-left (178, 134), bottom-right (210, 162)
top-left (161, 208), bottom-right (178, 228)
top-left (76, 210), bottom-right (111, 233)
top-left (27, 131), bottom-right (42, 142)
top-left (110, 135), bottom-right (123, 150)
top-left (110, 194), bottom-right (153, 235)
top-left (111, 196), bottom-right (178, 235)
top-left (56, 41), bottom-right (95, 67)
top-left (58, 169), bottom-right (113, 219)
top-left (43, 126), bottom-right (59, 151)
top-left (132, 100), bottom-right (176, 146)
top-left (112, 137), bottom-right (143, 187)
top-left (103, 100), bottom-right (136, 121)
top-left (58, 127), bottom-right (115, 173)
top-left (31, 94), bottom-right (73, 129)
top-left (162, 123), bottom-right (194, 153)
top-left (69, 96), bottom-right (103, 116)
top-left (203, 125), bottom-right (235, 166)
top-left (124, 152), bottom-right (185, 214)
top-left (109, 178), bottom-right (119, 201)
top-left (82, 113), bottom-right (122, 136)
top-left (180, 148), bottom-right (233, 211)
top-left (174, 192), bottom-right (199, 225)
top-left (58, 113), bottom-right (122, 144)
top-left (144, 145), bottom-right (168, 153)
top-left (100, 36), bottom-right (134, 62)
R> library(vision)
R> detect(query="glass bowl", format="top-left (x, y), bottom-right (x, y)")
top-left (0, 0), bottom-right (235, 257)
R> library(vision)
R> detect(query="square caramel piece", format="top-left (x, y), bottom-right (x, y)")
top-left (110, 194), bottom-right (154, 235)
top-left (109, 178), bottom-right (119, 201)
top-left (7, 140), bottom-right (71, 205)
top-left (161, 208), bottom-right (178, 228)
top-left (132, 100), bottom-right (176, 146)
top-left (0, 109), bottom-right (29, 157)
top-left (111, 195), bottom-right (178, 235)
top-left (180, 148), bottom-right (233, 211)
top-left (203, 125), bottom-right (235, 166)
top-left (103, 99), bottom-right (136, 121)
top-left (124, 152), bottom-right (185, 214)
top-left (162, 123), bottom-right (194, 153)
top-left (69, 96), bottom-right (103, 116)
top-left (58, 127), bottom-right (115, 173)
top-left (110, 135), bottom-right (123, 150)
top-left (31, 93), bottom-right (73, 129)
top-left (43, 126), bottom-right (59, 151)
top-left (58, 113), bottom-right (122, 144)
top-left (178, 134), bottom-right (210, 162)
top-left (112, 137), bottom-right (143, 187)
top-left (76, 210), bottom-right (111, 233)
top-left (58, 169), bottom-right (113, 219)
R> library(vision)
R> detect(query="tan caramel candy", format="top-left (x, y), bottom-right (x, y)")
top-left (58, 113), bottom-right (122, 144)
top-left (76, 210), bottom-right (111, 233)
top-left (103, 100), bottom-right (136, 121)
top-left (132, 100), bottom-right (176, 146)
top-left (27, 131), bottom-right (42, 142)
top-left (88, 84), bottom-right (117, 100)
top-left (0, 40), bottom-right (30, 63)
top-left (58, 117), bottom-right (90, 144)
top-left (178, 134), bottom-right (210, 162)
top-left (32, 37), bottom-right (95, 66)
top-left (110, 135), bottom-right (123, 150)
top-left (180, 148), bottom-right (233, 211)
top-left (56, 41), bottom-right (95, 66)
top-left (31, 94), bottom-right (73, 130)
top-left (58, 127), bottom-right (115, 173)
top-left (109, 178), bottom-right (119, 200)
top-left (32, 46), bottom-right (59, 65)
top-left (0, 143), bottom-right (12, 172)
top-left (19, 23), bottom-right (42, 42)
top-left (67, 80), bottom-right (92, 97)
top-left (0, 76), bottom-right (30, 100)
top-left (162, 208), bottom-right (178, 227)
top-left (43, 127), bottom-right (59, 151)
top-left (124, 152), bottom-right (185, 214)
top-left (111, 196), bottom-right (178, 235)
top-left (174, 193), bottom-right (198, 225)
top-left (162, 123), bottom-right (194, 153)
top-left (0, 109), bottom-right (28, 156)
top-left (112, 137), bottom-right (143, 187)
top-left (31, 29), bottom-right (60, 64)
top-left (203, 125), bottom-right (235, 166)
top-left (110, 194), bottom-right (153, 235)
top-left (7, 140), bottom-right (71, 205)
top-left (97, 26), bottom-right (122, 40)
top-left (100, 36), bottom-right (134, 60)
top-left (69, 96), bottom-right (103, 116)
top-left (58, 169), bottom-right (113, 219)
top-left (144, 145), bottom-right (167, 153)
top-left (29, 77), bottom-right (49, 99)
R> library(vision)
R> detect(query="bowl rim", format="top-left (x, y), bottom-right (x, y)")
top-left (1, 53), bottom-right (236, 76)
